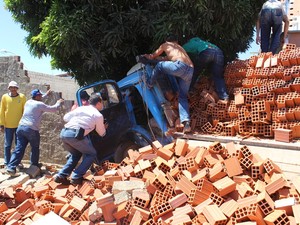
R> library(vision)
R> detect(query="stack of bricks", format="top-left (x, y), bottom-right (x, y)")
top-left (1, 140), bottom-right (300, 224)
top-left (188, 43), bottom-right (300, 142)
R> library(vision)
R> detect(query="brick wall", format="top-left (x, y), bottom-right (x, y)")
top-left (0, 56), bottom-right (78, 165)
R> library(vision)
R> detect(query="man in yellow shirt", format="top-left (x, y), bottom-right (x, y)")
top-left (0, 81), bottom-right (26, 166)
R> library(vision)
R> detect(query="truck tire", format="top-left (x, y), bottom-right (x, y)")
top-left (114, 141), bottom-right (140, 163)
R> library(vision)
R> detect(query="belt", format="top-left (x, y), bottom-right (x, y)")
top-left (64, 128), bottom-right (77, 132)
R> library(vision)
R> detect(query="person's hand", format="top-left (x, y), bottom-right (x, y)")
top-left (46, 89), bottom-right (53, 96)
top-left (104, 121), bottom-right (109, 129)
top-left (0, 126), bottom-right (4, 133)
top-left (144, 54), bottom-right (154, 60)
top-left (57, 98), bottom-right (64, 104)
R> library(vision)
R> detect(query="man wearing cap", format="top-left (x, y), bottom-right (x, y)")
top-left (6, 89), bottom-right (64, 176)
top-left (0, 81), bottom-right (26, 166)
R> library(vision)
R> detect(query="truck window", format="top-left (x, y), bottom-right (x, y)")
top-left (80, 83), bottom-right (120, 109)
top-left (106, 83), bottom-right (119, 104)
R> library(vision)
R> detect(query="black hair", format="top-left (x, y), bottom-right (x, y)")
top-left (166, 33), bottom-right (178, 42)
top-left (89, 94), bottom-right (102, 106)
top-left (80, 91), bottom-right (90, 100)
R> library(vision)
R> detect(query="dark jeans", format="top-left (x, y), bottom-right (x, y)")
top-left (260, 8), bottom-right (283, 54)
top-left (7, 125), bottom-right (40, 171)
top-left (57, 128), bottom-right (97, 180)
top-left (193, 48), bottom-right (229, 100)
top-left (4, 128), bottom-right (17, 165)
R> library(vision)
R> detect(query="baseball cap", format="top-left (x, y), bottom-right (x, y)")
top-left (31, 89), bottom-right (43, 97)
top-left (8, 81), bottom-right (19, 89)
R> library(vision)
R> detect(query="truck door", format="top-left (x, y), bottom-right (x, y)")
top-left (76, 80), bottom-right (131, 162)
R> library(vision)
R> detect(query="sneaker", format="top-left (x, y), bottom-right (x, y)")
top-left (16, 163), bottom-right (24, 171)
top-left (54, 175), bottom-right (70, 185)
top-left (6, 168), bottom-right (17, 176)
top-left (70, 177), bottom-right (85, 185)
top-left (183, 121), bottom-right (191, 134)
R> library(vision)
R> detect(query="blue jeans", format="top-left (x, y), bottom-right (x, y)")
top-left (260, 8), bottom-right (283, 54)
top-left (151, 60), bottom-right (193, 123)
top-left (7, 125), bottom-right (40, 171)
top-left (194, 48), bottom-right (229, 100)
top-left (57, 128), bottom-right (97, 180)
top-left (4, 128), bottom-right (17, 165)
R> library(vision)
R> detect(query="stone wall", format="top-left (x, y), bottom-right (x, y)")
top-left (0, 56), bottom-right (78, 165)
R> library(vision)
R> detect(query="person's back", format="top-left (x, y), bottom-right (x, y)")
top-left (256, 0), bottom-right (289, 54)
top-left (144, 34), bottom-right (194, 133)
top-left (160, 41), bottom-right (193, 67)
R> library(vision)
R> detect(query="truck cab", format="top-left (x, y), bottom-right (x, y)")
top-left (76, 61), bottom-right (177, 163)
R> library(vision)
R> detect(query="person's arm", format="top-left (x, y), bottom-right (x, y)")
top-left (41, 99), bottom-right (64, 113)
top-left (0, 95), bottom-right (6, 130)
top-left (21, 94), bottom-right (27, 115)
top-left (63, 109), bottom-right (76, 122)
top-left (256, 17), bottom-right (261, 45)
top-left (283, 15), bottom-right (289, 40)
top-left (42, 89), bottom-right (53, 98)
top-left (145, 44), bottom-right (165, 60)
top-left (95, 114), bottom-right (106, 137)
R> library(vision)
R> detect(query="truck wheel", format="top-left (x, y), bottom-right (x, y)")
top-left (114, 141), bottom-right (140, 163)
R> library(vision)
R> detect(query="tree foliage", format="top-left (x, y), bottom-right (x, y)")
top-left (5, 0), bottom-right (263, 85)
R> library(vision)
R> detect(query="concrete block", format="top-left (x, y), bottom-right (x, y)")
top-left (112, 180), bottom-right (145, 194)
top-left (26, 165), bottom-right (41, 178)
top-left (31, 211), bottom-right (69, 225)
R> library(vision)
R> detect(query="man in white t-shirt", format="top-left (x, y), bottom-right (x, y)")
top-left (256, 0), bottom-right (289, 54)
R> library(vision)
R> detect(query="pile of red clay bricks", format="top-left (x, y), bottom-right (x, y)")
top-left (189, 43), bottom-right (300, 143)
top-left (1, 139), bottom-right (300, 224)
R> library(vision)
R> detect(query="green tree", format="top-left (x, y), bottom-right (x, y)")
top-left (4, 0), bottom-right (263, 85)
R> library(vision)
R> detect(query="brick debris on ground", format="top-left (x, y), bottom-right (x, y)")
top-left (0, 139), bottom-right (300, 224)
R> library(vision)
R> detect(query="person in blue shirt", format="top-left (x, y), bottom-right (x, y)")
top-left (182, 37), bottom-right (229, 101)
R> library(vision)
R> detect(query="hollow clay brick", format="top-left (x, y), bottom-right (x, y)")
top-left (209, 162), bottom-right (227, 182)
top-left (265, 175), bottom-right (289, 196)
top-left (0, 203), bottom-right (8, 213)
top-left (138, 145), bottom-right (153, 155)
top-left (174, 139), bottom-right (188, 156)
top-left (70, 195), bottom-right (88, 212)
top-left (236, 183), bottom-right (254, 198)
top-left (202, 204), bottom-right (227, 225)
top-left (156, 148), bottom-right (173, 161)
top-left (292, 204), bottom-right (300, 224)
top-left (213, 176), bottom-right (236, 197)
top-left (168, 193), bottom-right (188, 209)
top-left (223, 157), bottom-right (243, 177)
top-left (274, 197), bottom-right (295, 216)
top-left (263, 209), bottom-right (289, 225)
top-left (220, 199), bottom-right (238, 218)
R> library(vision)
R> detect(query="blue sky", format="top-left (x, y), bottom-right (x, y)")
top-left (0, 1), bottom-right (258, 75)
top-left (0, 1), bottom-right (63, 75)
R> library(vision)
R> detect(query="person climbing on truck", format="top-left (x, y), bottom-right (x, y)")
top-left (182, 37), bottom-right (229, 102)
top-left (143, 34), bottom-right (194, 133)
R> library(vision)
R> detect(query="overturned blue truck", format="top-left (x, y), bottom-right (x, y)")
top-left (75, 58), bottom-right (180, 164)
